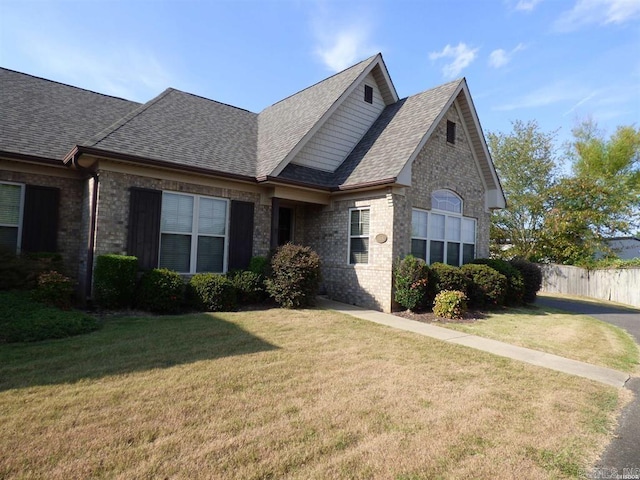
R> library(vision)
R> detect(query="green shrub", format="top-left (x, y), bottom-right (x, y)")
top-left (32, 271), bottom-right (75, 309)
top-left (460, 264), bottom-right (507, 308)
top-left (0, 290), bottom-right (100, 343)
top-left (265, 244), bottom-right (321, 309)
top-left (94, 254), bottom-right (139, 309)
top-left (0, 251), bottom-right (64, 290)
top-left (229, 271), bottom-right (265, 304)
top-left (188, 273), bottom-right (238, 312)
top-left (433, 290), bottom-right (468, 320)
top-left (394, 255), bottom-right (430, 312)
top-left (428, 263), bottom-right (468, 300)
top-left (509, 258), bottom-right (543, 304)
top-left (472, 258), bottom-right (525, 306)
top-left (136, 268), bottom-right (184, 314)
top-left (248, 256), bottom-right (269, 276)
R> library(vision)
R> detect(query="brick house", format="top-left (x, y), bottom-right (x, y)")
top-left (0, 53), bottom-right (505, 312)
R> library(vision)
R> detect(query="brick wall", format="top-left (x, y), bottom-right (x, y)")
top-left (303, 193), bottom-right (395, 311)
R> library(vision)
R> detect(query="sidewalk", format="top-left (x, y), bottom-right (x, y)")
top-left (316, 297), bottom-right (630, 388)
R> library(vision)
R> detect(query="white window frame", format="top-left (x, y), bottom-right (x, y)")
top-left (411, 190), bottom-right (477, 267)
top-left (348, 207), bottom-right (370, 265)
top-left (159, 191), bottom-right (229, 274)
top-left (0, 181), bottom-right (25, 254)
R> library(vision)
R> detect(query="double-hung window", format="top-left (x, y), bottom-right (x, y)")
top-left (411, 190), bottom-right (476, 266)
top-left (0, 182), bottom-right (25, 253)
top-left (159, 192), bottom-right (228, 273)
top-left (349, 207), bottom-right (370, 264)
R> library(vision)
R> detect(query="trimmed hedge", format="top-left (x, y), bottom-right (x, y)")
top-left (136, 268), bottom-right (184, 314)
top-left (433, 290), bottom-right (468, 320)
top-left (94, 254), bottom-right (138, 309)
top-left (32, 271), bottom-right (75, 310)
top-left (394, 255), bottom-right (430, 312)
top-left (460, 264), bottom-right (507, 308)
top-left (188, 273), bottom-right (237, 312)
top-left (0, 251), bottom-right (64, 291)
top-left (266, 244), bottom-right (321, 309)
top-left (472, 258), bottom-right (525, 306)
top-left (229, 271), bottom-right (265, 305)
top-left (428, 263), bottom-right (469, 302)
top-left (509, 258), bottom-right (543, 304)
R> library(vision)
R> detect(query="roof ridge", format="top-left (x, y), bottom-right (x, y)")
top-left (84, 88), bottom-right (176, 147)
top-left (0, 67), bottom-right (140, 105)
top-left (402, 77), bottom-right (464, 100)
top-left (261, 53), bottom-right (379, 111)
top-left (169, 88), bottom-right (257, 115)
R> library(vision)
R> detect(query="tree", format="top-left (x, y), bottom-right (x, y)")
top-left (487, 120), bottom-right (559, 261)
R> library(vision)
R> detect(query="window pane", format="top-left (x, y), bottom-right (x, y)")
top-left (198, 198), bottom-right (226, 235)
top-left (0, 183), bottom-right (21, 225)
top-left (432, 190), bottom-right (461, 213)
top-left (412, 210), bottom-right (427, 238)
top-left (411, 239), bottom-right (427, 261)
top-left (159, 234), bottom-right (191, 272)
top-left (462, 218), bottom-right (475, 244)
top-left (446, 217), bottom-right (461, 241)
top-left (430, 214), bottom-right (445, 240)
top-left (162, 193), bottom-right (193, 233)
top-left (0, 226), bottom-right (18, 252)
top-left (447, 242), bottom-right (460, 266)
top-left (430, 240), bottom-right (444, 264)
top-left (463, 243), bottom-right (475, 264)
top-left (350, 209), bottom-right (370, 236)
top-left (196, 236), bottom-right (224, 272)
top-left (350, 238), bottom-right (369, 264)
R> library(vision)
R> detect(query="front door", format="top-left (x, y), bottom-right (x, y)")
top-left (277, 207), bottom-right (293, 246)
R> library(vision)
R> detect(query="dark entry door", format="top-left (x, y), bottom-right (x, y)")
top-left (277, 207), bottom-right (293, 246)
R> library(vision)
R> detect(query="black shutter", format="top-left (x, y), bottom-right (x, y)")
top-left (446, 120), bottom-right (456, 144)
top-left (228, 200), bottom-right (254, 271)
top-left (22, 185), bottom-right (59, 253)
top-left (127, 188), bottom-right (161, 270)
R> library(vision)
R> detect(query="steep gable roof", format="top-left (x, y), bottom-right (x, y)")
top-left (256, 53), bottom-right (398, 178)
top-left (74, 88), bottom-right (257, 177)
top-left (0, 68), bottom-right (139, 162)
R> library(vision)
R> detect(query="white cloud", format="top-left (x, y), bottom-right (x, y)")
top-left (315, 26), bottom-right (376, 72)
top-left (515, 0), bottom-right (543, 12)
top-left (429, 42), bottom-right (479, 78)
top-left (488, 43), bottom-right (526, 68)
top-left (493, 82), bottom-right (592, 111)
top-left (554, 0), bottom-right (640, 31)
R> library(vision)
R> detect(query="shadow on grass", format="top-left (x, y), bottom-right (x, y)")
top-left (0, 313), bottom-right (279, 391)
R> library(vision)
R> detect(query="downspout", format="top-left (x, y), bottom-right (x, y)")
top-left (70, 152), bottom-right (99, 300)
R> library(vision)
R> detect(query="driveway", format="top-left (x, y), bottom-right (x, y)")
top-left (536, 294), bottom-right (640, 471)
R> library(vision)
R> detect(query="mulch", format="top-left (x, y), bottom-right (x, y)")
top-left (393, 309), bottom-right (487, 324)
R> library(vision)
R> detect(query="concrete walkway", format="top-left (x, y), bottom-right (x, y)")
top-left (317, 297), bottom-right (630, 388)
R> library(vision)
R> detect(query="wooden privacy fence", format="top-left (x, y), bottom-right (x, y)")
top-left (539, 264), bottom-right (640, 308)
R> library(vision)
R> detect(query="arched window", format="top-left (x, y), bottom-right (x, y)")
top-left (411, 189), bottom-right (476, 266)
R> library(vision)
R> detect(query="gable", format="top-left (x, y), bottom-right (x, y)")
top-left (290, 72), bottom-right (387, 172)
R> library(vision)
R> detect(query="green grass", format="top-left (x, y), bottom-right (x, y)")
top-left (0, 290), bottom-right (100, 343)
top-left (440, 305), bottom-right (640, 372)
top-left (0, 308), bottom-right (628, 479)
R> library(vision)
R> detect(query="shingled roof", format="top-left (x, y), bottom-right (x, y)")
top-left (0, 68), bottom-right (139, 161)
top-left (278, 79), bottom-right (463, 189)
top-left (78, 88), bottom-right (258, 178)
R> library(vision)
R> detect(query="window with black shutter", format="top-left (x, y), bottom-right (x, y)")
top-left (21, 185), bottom-right (59, 253)
top-left (228, 200), bottom-right (255, 271)
top-left (446, 120), bottom-right (456, 144)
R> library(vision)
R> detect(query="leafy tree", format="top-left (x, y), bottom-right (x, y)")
top-left (487, 120), bottom-right (558, 261)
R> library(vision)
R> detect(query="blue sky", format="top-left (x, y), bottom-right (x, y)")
top-left (1, 0), bottom-right (639, 155)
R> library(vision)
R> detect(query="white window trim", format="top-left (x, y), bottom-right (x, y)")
top-left (159, 191), bottom-right (229, 274)
top-left (348, 206), bottom-right (370, 265)
top-left (411, 192), bottom-right (477, 266)
top-left (0, 181), bottom-right (25, 254)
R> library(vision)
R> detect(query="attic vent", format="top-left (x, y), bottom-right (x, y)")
top-left (364, 85), bottom-right (373, 104)
top-left (446, 120), bottom-right (456, 144)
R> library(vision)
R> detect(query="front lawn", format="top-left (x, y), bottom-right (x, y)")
top-left (438, 306), bottom-right (639, 373)
top-left (0, 308), bottom-right (629, 479)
